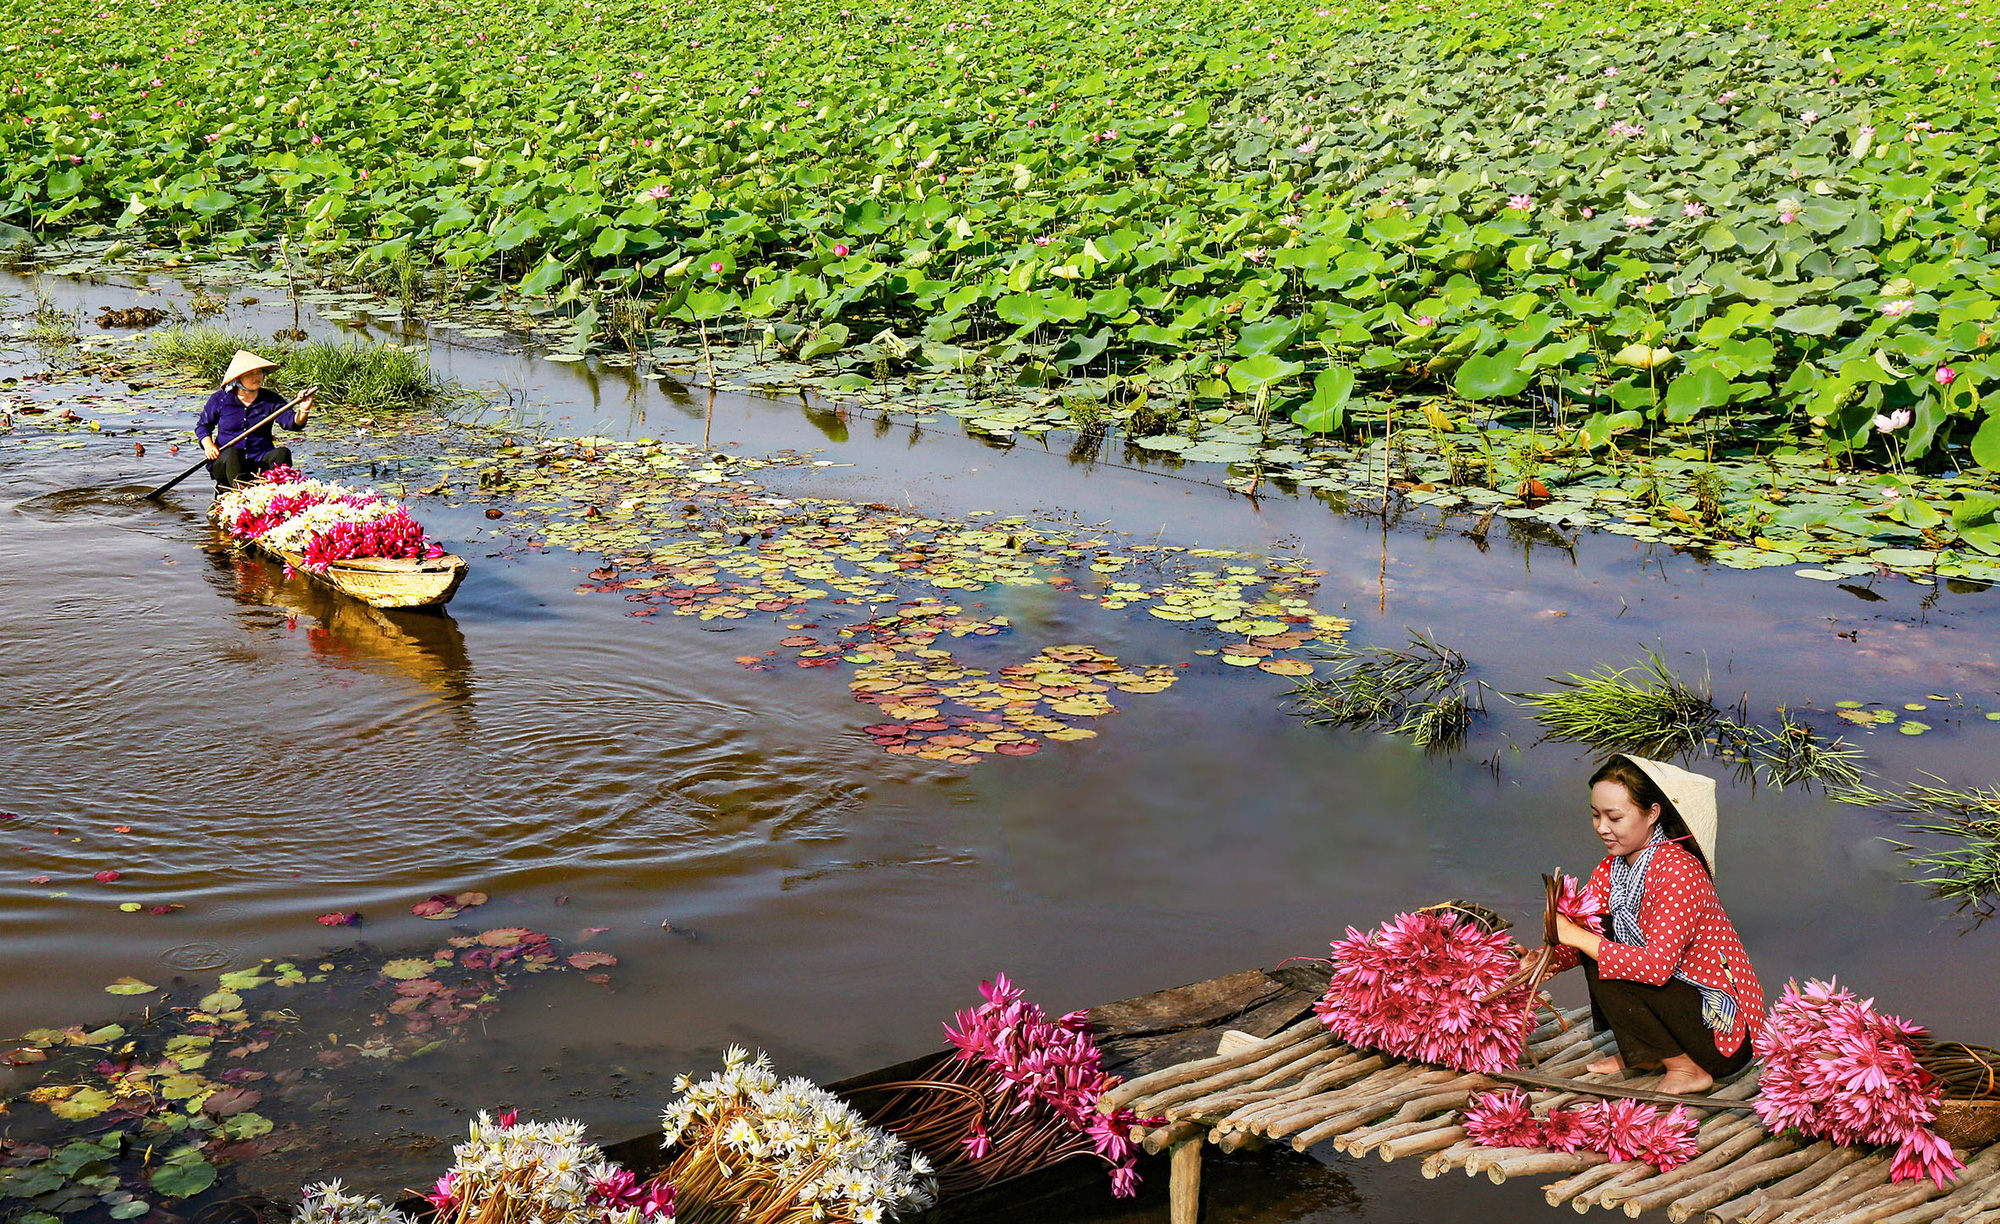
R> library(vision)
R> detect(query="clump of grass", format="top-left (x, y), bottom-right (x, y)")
top-left (1837, 779), bottom-right (2000, 924)
top-left (1289, 630), bottom-right (1482, 751)
top-left (1521, 651), bottom-right (1720, 760)
top-left (1520, 650), bottom-right (1860, 790)
top-left (148, 326), bottom-right (445, 412)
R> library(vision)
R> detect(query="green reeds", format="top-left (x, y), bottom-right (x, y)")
top-left (1289, 630), bottom-right (1482, 751)
top-left (1837, 779), bottom-right (2000, 923)
top-left (1520, 651), bottom-right (1719, 760)
top-left (147, 326), bottom-right (446, 412)
top-left (1518, 651), bottom-right (1860, 790)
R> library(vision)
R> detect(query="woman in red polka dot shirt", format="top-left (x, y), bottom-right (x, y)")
top-left (1538, 755), bottom-right (1766, 1095)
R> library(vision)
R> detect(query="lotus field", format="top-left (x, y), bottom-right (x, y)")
top-left (6, 0), bottom-right (2000, 473)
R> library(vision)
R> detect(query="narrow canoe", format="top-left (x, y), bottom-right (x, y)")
top-left (212, 509), bottom-right (468, 610)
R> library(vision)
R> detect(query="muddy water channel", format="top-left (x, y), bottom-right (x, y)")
top-left (4, 267), bottom-right (2000, 1224)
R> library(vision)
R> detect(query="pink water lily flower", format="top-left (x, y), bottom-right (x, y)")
top-left (1936, 366), bottom-right (1957, 385)
top-left (1882, 299), bottom-right (1916, 317)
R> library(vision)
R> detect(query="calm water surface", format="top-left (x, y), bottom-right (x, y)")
top-left (3, 270), bottom-right (1998, 1222)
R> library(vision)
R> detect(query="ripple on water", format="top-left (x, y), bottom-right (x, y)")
top-left (159, 941), bottom-right (236, 971)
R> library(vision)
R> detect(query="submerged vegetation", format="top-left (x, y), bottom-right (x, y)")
top-left (147, 327), bottom-right (446, 413)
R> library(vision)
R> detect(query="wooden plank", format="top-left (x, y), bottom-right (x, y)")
top-left (1088, 969), bottom-right (1286, 1040)
top-left (1493, 1069), bottom-right (1760, 1113)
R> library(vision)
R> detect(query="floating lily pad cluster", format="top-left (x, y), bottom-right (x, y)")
top-left (438, 435), bottom-right (1350, 759)
top-left (0, 921), bottom-right (608, 1224)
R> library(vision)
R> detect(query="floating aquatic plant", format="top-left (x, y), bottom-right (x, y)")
top-left (147, 328), bottom-right (445, 413)
top-left (1288, 630), bottom-right (1480, 751)
top-left (1837, 779), bottom-right (2000, 923)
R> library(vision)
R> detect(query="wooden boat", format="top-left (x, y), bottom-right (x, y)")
top-left (211, 507), bottom-right (468, 610)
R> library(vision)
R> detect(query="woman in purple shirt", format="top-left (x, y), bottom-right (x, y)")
top-left (195, 350), bottom-right (316, 489)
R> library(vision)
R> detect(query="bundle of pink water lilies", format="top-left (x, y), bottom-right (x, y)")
top-left (1316, 906), bottom-right (1965, 1183)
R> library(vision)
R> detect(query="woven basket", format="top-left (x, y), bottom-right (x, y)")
top-left (1934, 1099), bottom-right (2000, 1148)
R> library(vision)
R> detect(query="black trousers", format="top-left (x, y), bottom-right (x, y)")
top-left (1583, 956), bottom-right (1750, 1078)
top-left (209, 445), bottom-right (292, 490)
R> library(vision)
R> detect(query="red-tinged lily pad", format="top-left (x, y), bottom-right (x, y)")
top-left (585, 973), bottom-right (612, 987)
top-left (411, 895), bottom-right (459, 919)
top-left (94, 869), bottom-right (121, 883)
top-left (200, 1086), bottom-right (262, 1116)
top-left (454, 891), bottom-right (489, 907)
top-left (380, 958), bottom-right (437, 980)
top-left (578, 926), bottom-right (609, 941)
top-left (780, 635), bottom-right (819, 647)
top-left (316, 911), bottom-right (362, 926)
top-left (30, 875), bottom-right (50, 884)
top-left (150, 904), bottom-right (183, 915)
top-left (862, 723), bottom-right (909, 736)
top-left (909, 719), bottom-right (950, 732)
top-left (995, 741), bottom-right (1041, 756)
top-left (566, 951), bottom-right (617, 970)
top-left (477, 927), bottom-right (534, 947)
top-left (2, 1047), bottom-right (48, 1065)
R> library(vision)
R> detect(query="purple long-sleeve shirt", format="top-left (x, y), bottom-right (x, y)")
top-left (194, 385), bottom-right (303, 462)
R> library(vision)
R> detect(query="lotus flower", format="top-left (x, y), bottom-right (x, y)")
top-left (1464, 1089), bottom-right (1542, 1147)
top-left (1753, 978), bottom-right (1962, 1186)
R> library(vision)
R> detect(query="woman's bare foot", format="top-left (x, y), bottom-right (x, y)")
top-left (1586, 1054), bottom-right (1626, 1074)
top-left (1658, 1055), bottom-right (1713, 1096)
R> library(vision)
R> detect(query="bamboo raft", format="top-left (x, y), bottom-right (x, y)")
top-left (1089, 966), bottom-right (2000, 1224)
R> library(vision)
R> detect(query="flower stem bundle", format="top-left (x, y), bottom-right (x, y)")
top-left (657, 1047), bottom-right (936, 1224)
top-left (852, 973), bottom-right (1160, 1199)
top-left (1463, 1089), bottom-right (1699, 1170)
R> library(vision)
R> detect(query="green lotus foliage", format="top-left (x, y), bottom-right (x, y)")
top-left (4, 0), bottom-right (1999, 464)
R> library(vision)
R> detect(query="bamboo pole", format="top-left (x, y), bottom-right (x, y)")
top-left (1163, 1045), bottom-right (1357, 1120)
top-left (1229, 1062), bottom-right (1422, 1135)
top-left (1701, 1143), bottom-right (1860, 1224)
top-left (1379, 1125), bottom-right (1468, 1162)
top-left (1422, 1138), bottom-right (1484, 1179)
top-left (1545, 1159), bottom-right (1633, 1208)
top-left (1144, 1033), bottom-right (1340, 1114)
top-left (1613, 1134), bottom-right (1798, 1218)
top-left (1141, 1121), bottom-right (1201, 1156)
top-left (1765, 1152), bottom-right (1896, 1224)
top-left (1169, 1137), bottom-right (1201, 1224)
top-left (1101, 1017), bottom-right (1326, 1112)
top-left (1290, 1073), bottom-right (1493, 1149)
top-left (1825, 1145), bottom-right (2000, 1224)
top-left (1876, 1155), bottom-right (2000, 1224)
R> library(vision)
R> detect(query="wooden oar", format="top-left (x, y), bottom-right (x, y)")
top-left (144, 387), bottom-right (315, 501)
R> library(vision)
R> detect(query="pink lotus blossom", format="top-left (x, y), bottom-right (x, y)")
top-left (1882, 299), bottom-right (1916, 317)
top-left (1415, 315), bottom-right (1436, 327)
top-left (1540, 1106), bottom-right (1596, 1152)
top-left (1753, 978), bottom-right (1962, 1186)
top-left (1873, 409), bottom-right (1913, 433)
top-left (1313, 910), bottom-right (1538, 1074)
top-left (944, 974), bottom-right (1162, 1196)
top-left (1465, 1089), bottom-right (1541, 1147)
top-left (709, 261), bottom-right (724, 273)
top-left (1937, 366), bottom-right (1957, 386)
top-left (1625, 215), bottom-right (1654, 229)
top-left (1582, 207), bottom-right (1594, 218)
top-left (832, 243), bottom-right (850, 257)
top-left (646, 184), bottom-right (671, 200)
top-left (1508, 194), bottom-right (1534, 210)
top-left (1683, 202), bottom-right (1707, 218)
top-left (1779, 210), bottom-right (1798, 224)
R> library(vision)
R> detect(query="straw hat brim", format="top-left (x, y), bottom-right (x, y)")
top-left (1617, 754), bottom-right (1719, 874)
top-left (220, 350), bottom-right (279, 388)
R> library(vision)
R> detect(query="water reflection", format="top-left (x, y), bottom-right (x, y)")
top-left (199, 540), bottom-right (475, 716)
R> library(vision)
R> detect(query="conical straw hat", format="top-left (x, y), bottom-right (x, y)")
top-left (220, 350), bottom-right (278, 388)
top-left (1619, 754), bottom-right (1719, 874)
